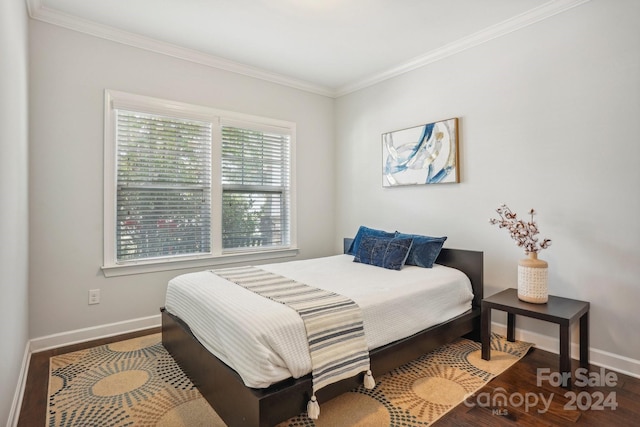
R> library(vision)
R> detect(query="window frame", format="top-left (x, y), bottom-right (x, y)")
top-left (102, 90), bottom-right (297, 277)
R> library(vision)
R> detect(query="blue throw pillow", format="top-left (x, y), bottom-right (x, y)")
top-left (395, 233), bottom-right (447, 268)
top-left (347, 226), bottom-right (395, 255)
top-left (353, 235), bottom-right (413, 270)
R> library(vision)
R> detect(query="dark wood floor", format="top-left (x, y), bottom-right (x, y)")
top-left (18, 329), bottom-right (639, 426)
top-left (438, 349), bottom-right (640, 426)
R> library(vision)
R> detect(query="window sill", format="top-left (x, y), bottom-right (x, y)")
top-left (101, 248), bottom-right (300, 277)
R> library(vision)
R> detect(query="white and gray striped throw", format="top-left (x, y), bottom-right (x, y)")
top-left (212, 266), bottom-right (375, 419)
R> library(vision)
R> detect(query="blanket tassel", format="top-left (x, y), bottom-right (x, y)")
top-left (364, 369), bottom-right (376, 389)
top-left (307, 395), bottom-right (320, 419)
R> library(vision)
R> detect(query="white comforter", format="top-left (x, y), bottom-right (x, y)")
top-left (164, 254), bottom-right (473, 388)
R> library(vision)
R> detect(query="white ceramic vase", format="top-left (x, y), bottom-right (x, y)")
top-left (517, 252), bottom-right (548, 304)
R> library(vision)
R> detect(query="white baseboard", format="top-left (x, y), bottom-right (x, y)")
top-left (6, 341), bottom-right (30, 427)
top-left (29, 314), bottom-right (161, 353)
top-left (491, 322), bottom-right (640, 379)
top-left (25, 317), bottom-right (640, 378)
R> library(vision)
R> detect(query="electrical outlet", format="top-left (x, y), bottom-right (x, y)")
top-left (88, 289), bottom-right (100, 305)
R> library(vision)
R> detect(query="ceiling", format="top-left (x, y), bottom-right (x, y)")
top-left (27, 0), bottom-right (587, 96)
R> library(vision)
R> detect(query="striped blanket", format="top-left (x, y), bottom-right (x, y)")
top-left (212, 266), bottom-right (375, 419)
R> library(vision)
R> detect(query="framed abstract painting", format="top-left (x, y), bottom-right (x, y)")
top-left (382, 117), bottom-right (459, 187)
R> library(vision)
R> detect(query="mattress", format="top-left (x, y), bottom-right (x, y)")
top-left (164, 254), bottom-right (473, 388)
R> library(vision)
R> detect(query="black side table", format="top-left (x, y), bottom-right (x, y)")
top-left (481, 288), bottom-right (589, 389)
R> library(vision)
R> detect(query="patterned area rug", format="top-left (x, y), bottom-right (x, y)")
top-left (47, 333), bottom-right (532, 426)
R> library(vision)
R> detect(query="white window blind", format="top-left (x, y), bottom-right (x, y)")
top-left (221, 126), bottom-right (291, 250)
top-left (104, 90), bottom-right (297, 275)
top-left (115, 110), bottom-right (212, 262)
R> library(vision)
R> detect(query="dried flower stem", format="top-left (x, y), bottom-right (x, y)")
top-left (489, 204), bottom-right (551, 254)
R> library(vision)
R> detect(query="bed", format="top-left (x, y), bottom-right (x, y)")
top-left (161, 238), bottom-right (483, 427)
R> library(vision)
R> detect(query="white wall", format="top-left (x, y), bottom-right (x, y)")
top-left (0, 0), bottom-right (30, 424)
top-left (335, 0), bottom-right (640, 369)
top-left (28, 21), bottom-right (335, 339)
top-left (25, 0), bottom-right (640, 375)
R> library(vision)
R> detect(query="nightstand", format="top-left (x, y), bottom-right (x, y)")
top-left (481, 288), bottom-right (589, 389)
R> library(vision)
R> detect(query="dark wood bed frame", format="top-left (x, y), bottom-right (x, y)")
top-left (161, 239), bottom-right (483, 427)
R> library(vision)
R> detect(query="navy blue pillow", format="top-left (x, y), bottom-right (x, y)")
top-left (395, 233), bottom-right (447, 268)
top-left (347, 226), bottom-right (395, 255)
top-left (353, 235), bottom-right (414, 270)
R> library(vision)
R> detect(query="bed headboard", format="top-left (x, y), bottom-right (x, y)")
top-left (343, 238), bottom-right (483, 308)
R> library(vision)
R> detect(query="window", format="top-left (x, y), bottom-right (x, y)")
top-left (115, 110), bottom-right (213, 262)
top-left (103, 91), bottom-right (296, 276)
top-left (221, 124), bottom-right (291, 251)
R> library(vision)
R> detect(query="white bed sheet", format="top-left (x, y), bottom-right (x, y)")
top-left (164, 254), bottom-right (473, 388)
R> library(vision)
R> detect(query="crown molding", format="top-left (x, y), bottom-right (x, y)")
top-left (27, 0), bottom-right (591, 99)
top-left (26, 0), bottom-right (336, 97)
top-left (335, 0), bottom-right (592, 97)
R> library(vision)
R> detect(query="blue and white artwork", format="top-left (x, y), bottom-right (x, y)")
top-left (382, 118), bottom-right (459, 187)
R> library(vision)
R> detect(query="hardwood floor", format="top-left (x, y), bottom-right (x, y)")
top-left (18, 330), bottom-right (639, 426)
top-left (438, 349), bottom-right (640, 426)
